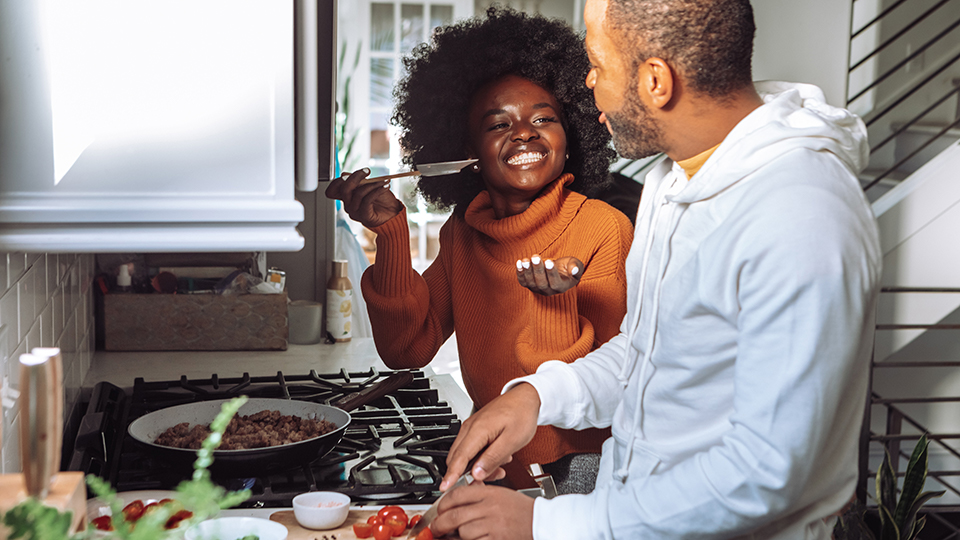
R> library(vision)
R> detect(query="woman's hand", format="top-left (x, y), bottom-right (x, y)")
top-left (516, 255), bottom-right (584, 296)
top-left (324, 168), bottom-right (404, 229)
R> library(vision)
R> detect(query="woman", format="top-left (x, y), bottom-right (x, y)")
top-left (325, 7), bottom-right (632, 493)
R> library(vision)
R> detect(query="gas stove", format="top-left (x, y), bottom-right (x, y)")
top-left (66, 368), bottom-right (461, 507)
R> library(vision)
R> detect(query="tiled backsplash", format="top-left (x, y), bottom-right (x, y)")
top-left (0, 252), bottom-right (95, 473)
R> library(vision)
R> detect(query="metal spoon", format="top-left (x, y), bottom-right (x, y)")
top-left (358, 159), bottom-right (478, 184)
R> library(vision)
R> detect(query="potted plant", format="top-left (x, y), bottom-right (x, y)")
top-left (835, 433), bottom-right (945, 540)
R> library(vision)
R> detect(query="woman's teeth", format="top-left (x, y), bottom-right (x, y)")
top-left (507, 152), bottom-right (545, 166)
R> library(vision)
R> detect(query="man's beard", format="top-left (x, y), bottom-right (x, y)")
top-left (605, 82), bottom-right (665, 160)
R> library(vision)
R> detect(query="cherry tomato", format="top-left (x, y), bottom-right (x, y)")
top-left (165, 509), bottom-right (193, 530)
top-left (378, 505), bottom-right (406, 520)
top-left (385, 516), bottom-right (407, 536)
top-left (141, 502), bottom-right (161, 517)
top-left (409, 514), bottom-right (422, 529)
top-left (367, 514), bottom-right (383, 526)
top-left (352, 522), bottom-right (374, 538)
top-left (372, 522), bottom-right (393, 540)
top-left (92, 515), bottom-right (114, 531)
top-left (416, 526), bottom-right (434, 540)
top-left (122, 500), bottom-right (145, 522)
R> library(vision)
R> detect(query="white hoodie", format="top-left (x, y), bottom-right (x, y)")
top-left (506, 82), bottom-right (882, 539)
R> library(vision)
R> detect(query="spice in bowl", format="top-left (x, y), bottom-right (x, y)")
top-left (292, 491), bottom-right (351, 530)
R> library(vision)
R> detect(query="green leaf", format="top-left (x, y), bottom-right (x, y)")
top-left (878, 504), bottom-right (900, 540)
top-left (2, 498), bottom-right (73, 540)
top-left (910, 515), bottom-right (926, 540)
top-left (894, 434), bottom-right (930, 528)
top-left (900, 490), bottom-right (945, 540)
top-left (876, 448), bottom-right (899, 525)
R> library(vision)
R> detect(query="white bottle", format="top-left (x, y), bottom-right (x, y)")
top-left (325, 260), bottom-right (352, 342)
top-left (116, 264), bottom-right (132, 293)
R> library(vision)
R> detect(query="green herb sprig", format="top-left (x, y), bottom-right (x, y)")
top-left (3, 396), bottom-right (252, 540)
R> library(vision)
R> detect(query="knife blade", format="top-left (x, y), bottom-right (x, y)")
top-left (406, 472), bottom-right (474, 539)
top-left (359, 159), bottom-right (479, 184)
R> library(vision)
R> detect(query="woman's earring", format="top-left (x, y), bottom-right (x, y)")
top-left (471, 163), bottom-right (481, 172)
top-left (565, 153), bottom-right (570, 159)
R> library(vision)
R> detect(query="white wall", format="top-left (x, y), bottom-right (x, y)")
top-left (0, 253), bottom-right (94, 473)
top-left (752, 0), bottom-right (852, 107)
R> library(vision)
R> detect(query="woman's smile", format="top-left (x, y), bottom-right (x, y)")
top-left (506, 151), bottom-right (547, 167)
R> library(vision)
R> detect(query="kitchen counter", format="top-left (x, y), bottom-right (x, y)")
top-left (84, 337), bottom-right (473, 421)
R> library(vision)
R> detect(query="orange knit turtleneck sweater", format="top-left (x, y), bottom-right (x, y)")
top-left (361, 174), bottom-right (633, 485)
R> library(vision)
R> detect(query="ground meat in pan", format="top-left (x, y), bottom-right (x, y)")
top-left (154, 410), bottom-right (337, 450)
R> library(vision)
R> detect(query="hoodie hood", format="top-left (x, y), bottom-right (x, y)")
top-left (670, 81), bottom-right (869, 205)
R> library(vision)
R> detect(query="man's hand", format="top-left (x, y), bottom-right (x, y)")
top-left (516, 255), bottom-right (584, 296)
top-left (324, 168), bottom-right (404, 229)
top-left (431, 483), bottom-right (535, 540)
top-left (441, 383), bottom-right (541, 490)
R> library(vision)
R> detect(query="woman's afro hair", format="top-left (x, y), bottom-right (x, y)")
top-left (391, 6), bottom-right (616, 211)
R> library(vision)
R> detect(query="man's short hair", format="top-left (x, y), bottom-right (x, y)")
top-left (607, 0), bottom-right (755, 99)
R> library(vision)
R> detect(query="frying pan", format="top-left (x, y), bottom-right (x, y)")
top-left (127, 371), bottom-right (414, 476)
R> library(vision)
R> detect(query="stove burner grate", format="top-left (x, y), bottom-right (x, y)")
top-left (67, 368), bottom-right (460, 506)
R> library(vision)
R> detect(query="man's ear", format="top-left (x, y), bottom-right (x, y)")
top-left (638, 57), bottom-right (674, 110)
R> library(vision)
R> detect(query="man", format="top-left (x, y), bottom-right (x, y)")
top-left (431, 0), bottom-right (882, 539)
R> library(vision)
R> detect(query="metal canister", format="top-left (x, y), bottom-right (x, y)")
top-left (266, 267), bottom-right (286, 292)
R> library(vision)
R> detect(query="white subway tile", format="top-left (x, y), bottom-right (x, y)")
top-left (69, 263), bottom-right (80, 316)
top-left (18, 267), bottom-right (37, 342)
top-left (0, 287), bottom-right (17, 347)
top-left (7, 253), bottom-right (25, 285)
top-left (53, 289), bottom-right (64, 345)
top-left (36, 256), bottom-right (48, 311)
top-left (58, 254), bottom-right (74, 281)
top-left (40, 303), bottom-right (54, 348)
top-left (2, 412), bottom-right (21, 473)
top-left (0, 326), bottom-right (8, 411)
top-left (45, 255), bottom-right (56, 297)
top-left (25, 317), bottom-right (40, 353)
top-left (0, 253), bottom-right (7, 292)
top-left (7, 339), bottom-right (26, 392)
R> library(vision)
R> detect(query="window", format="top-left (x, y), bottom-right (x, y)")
top-left (338, 1), bottom-right (471, 269)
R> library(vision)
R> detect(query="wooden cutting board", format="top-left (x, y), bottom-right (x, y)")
top-left (270, 509), bottom-right (380, 539)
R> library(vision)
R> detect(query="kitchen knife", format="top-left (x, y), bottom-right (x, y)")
top-left (406, 472), bottom-right (474, 539)
top-left (359, 159), bottom-right (479, 184)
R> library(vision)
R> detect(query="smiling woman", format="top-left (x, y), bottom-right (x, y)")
top-left (324, 6), bottom-right (633, 493)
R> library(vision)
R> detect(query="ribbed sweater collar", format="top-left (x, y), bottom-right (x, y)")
top-left (463, 173), bottom-right (582, 259)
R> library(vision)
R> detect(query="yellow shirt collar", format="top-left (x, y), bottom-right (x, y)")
top-left (676, 143), bottom-right (721, 180)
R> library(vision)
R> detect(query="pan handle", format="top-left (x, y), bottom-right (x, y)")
top-left (331, 370), bottom-right (415, 411)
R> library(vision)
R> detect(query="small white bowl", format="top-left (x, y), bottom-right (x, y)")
top-left (292, 491), bottom-right (351, 530)
top-left (185, 516), bottom-right (288, 540)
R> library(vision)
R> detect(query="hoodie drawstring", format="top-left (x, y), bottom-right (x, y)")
top-left (614, 177), bottom-right (684, 483)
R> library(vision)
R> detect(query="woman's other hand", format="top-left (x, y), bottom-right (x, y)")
top-left (516, 255), bottom-right (583, 296)
top-left (324, 168), bottom-right (405, 229)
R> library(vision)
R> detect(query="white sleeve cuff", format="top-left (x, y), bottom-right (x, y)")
top-left (501, 360), bottom-right (584, 428)
top-left (532, 492), bottom-right (607, 540)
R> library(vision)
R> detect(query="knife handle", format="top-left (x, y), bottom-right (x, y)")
top-left (331, 370), bottom-right (415, 411)
top-left (359, 170), bottom-right (421, 184)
